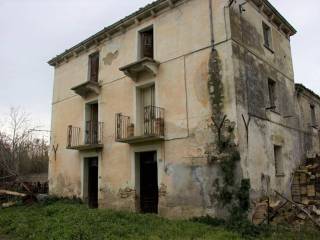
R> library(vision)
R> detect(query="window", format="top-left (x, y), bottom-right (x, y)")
top-left (263, 22), bottom-right (272, 49)
top-left (310, 104), bottom-right (317, 128)
top-left (139, 27), bottom-right (154, 59)
top-left (274, 145), bottom-right (284, 176)
top-left (268, 79), bottom-right (276, 109)
top-left (89, 52), bottom-right (99, 82)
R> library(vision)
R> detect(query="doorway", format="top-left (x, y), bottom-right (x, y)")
top-left (87, 157), bottom-right (99, 208)
top-left (139, 151), bottom-right (158, 213)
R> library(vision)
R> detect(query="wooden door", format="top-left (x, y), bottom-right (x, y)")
top-left (89, 52), bottom-right (99, 82)
top-left (88, 103), bottom-right (98, 144)
top-left (140, 151), bottom-right (158, 213)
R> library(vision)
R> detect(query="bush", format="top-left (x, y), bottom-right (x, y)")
top-left (191, 213), bottom-right (270, 239)
top-left (191, 216), bottom-right (226, 227)
top-left (39, 195), bottom-right (83, 206)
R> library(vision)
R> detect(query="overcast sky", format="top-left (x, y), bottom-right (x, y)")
top-left (0, 0), bottom-right (319, 130)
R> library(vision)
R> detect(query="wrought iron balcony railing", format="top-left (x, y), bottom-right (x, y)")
top-left (67, 121), bottom-right (104, 150)
top-left (115, 106), bottom-right (164, 143)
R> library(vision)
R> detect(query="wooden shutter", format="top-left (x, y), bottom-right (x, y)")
top-left (142, 85), bottom-right (154, 107)
top-left (90, 53), bottom-right (99, 82)
top-left (141, 30), bottom-right (153, 58)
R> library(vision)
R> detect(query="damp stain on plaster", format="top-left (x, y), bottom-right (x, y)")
top-left (103, 50), bottom-right (119, 65)
top-left (193, 58), bottom-right (210, 107)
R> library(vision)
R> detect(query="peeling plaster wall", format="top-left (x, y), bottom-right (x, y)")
top-left (49, 0), bottom-right (235, 219)
top-left (229, 1), bottom-right (319, 200)
top-left (295, 88), bottom-right (320, 156)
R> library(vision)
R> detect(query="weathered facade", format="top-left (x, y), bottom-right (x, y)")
top-left (48, 0), bottom-right (320, 218)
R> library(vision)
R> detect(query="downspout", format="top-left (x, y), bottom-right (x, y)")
top-left (208, 0), bottom-right (215, 47)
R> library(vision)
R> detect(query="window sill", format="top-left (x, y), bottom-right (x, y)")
top-left (270, 109), bottom-right (280, 115)
top-left (264, 44), bottom-right (274, 54)
top-left (266, 107), bottom-right (280, 115)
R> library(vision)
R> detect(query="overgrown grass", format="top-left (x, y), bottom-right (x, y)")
top-left (0, 200), bottom-right (318, 240)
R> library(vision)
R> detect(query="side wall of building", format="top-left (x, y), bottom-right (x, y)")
top-left (229, 0), bottom-right (319, 199)
top-left (295, 86), bottom-right (320, 157)
top-left (232, 0), bottom-right (299, 197)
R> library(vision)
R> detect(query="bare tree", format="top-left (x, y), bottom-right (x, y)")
top-left (0, 131), bottom-right (15, 177)
top-left (0, 107), bottom-right (49, 179)
top-left (9, 107), bottom-right (31, 175)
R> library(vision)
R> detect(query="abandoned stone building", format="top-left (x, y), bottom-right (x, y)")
top-left (48, 0), bottom-right (320, 218)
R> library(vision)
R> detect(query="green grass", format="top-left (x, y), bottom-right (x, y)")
top-left (0, 200), bottom-right (318, 240)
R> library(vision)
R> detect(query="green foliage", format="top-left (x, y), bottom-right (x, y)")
top-left (237, 179), bottom-right (251, 212)
top-left (38, 195), bottom-right (83, 206)
top-left (191, 214), bottom-right (320, 240)
top-left (208, 49), bottom-right (224, 122)
top-left (191, 215), bottom-right (226, 227)
top-left (220, 150), bottom-right (240, 186)
top-left (192, 214), bottom-right (266, 239)
top-left (1, 202), bottom-right (318, 240)
top-left (213, 179), bottom-right (234, 206)
top-left (208, 48), bottom-right (251, 223)
top-left (212, 140), bottom-right (248, 210)
top-left (0, 201), bottom-right (243, 240)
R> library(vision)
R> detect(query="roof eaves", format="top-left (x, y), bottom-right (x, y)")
top-left (48, 0), bottom-right (168, 66)
top-left (262, 0), bottom-right (297, 35)
top-left (295, 83), bottom-right (320, 102)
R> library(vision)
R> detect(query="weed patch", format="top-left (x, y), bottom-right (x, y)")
top-left (0, 201), bottom-right (319, 240)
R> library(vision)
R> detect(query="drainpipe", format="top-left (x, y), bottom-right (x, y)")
top-left (208, 0), bottom-right (215, 47)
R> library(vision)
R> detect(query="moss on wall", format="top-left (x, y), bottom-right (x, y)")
top-left (207, 48), bottom-right (250, 217)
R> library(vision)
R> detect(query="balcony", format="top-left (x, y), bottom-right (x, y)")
top-left (67, 121), bottom-right (104, 151)
top-left (71, 81), bottom-right (101, 98)
top-left (119, 58), bottom-right (159, 81)
top-left (115, 106), bottom-right (165, 144)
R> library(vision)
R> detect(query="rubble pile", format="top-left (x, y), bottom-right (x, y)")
top-left (292, 155), bottom-right (320, 205)
top-left (252, 155), bottom-right (320, 229)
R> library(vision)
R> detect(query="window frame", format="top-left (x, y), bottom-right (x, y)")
top-left (138, 25), bottom-right (154, 60)
top-left (310, 104), bottom-right (317, 128)
top-left (262, 22), bottom-right (273, 53)
top-left (274, 145), bottom-right (284, 177)
top-left (268, 78), bottom-right (277, 111)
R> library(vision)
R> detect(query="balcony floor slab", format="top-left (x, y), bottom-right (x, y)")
top-left (116, 135), bottom-right (164, 144)
top-left (67, 144), bottom-right (104, 151)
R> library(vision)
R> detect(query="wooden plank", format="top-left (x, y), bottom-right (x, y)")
top-left (0, 190), bottom-right (27, 197)
top-left (307, 185), bottom-right (316, 197)
top-left (275, 191), bottom-right (320, 229)
top-left (1, 201), bottom-right (16, 208)
top-left (21, 182), bottom-right (32, 194)
top-left (252, 202), bottom-right (268, 225)
top-left (300, 174), bottom-right (307, 184)
top-left (300, 186), bottom-right (307, 195)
